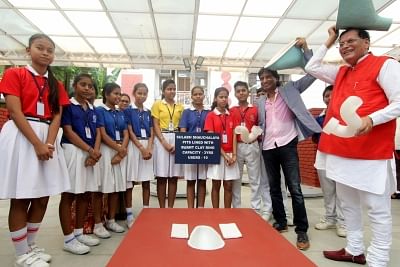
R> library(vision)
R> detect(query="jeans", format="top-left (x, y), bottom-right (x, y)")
top-left (262, 137), bottom-right (309, 233)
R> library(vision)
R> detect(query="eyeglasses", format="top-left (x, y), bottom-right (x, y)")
top-left (338, 38), bottom-right (362, 48)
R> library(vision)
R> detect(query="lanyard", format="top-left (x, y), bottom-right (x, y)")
top-left (83, 106), bottom-right (90, 127)
top-left (166, 103), bottom-right (176, 122)
top-left (136, 108), bottom-right (146, 129)
top-left (218, 113), bottom-right (227, 133)
top-left (239, 106), bottom-right (249, 123)
top-left (30, 72), bottom-right (47, 102)
top-left (112, 110), bottom-right (120, 131)
top-left (195, 109), bottom-right (204, 128)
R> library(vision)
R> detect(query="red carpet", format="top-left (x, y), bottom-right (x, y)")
top-left (108, 208), bottom-right (316, 267)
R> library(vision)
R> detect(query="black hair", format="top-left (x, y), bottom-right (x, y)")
top-left (120, 93), bottom-right (131, 102)
top-left (257, 67), bottom-right (281, 87)
top-left (161, 79), bottom-right (175, 99)
top-left (92, 82), bottom-right (98, 96)
top-left (29, 34), bottom-right (60, 114)
top-left (133, 83), bottom-right (149, 94)
top-left (234, 81), bottom-right (249, 91)
top-left (339, 28), bottom-right (370, 42)
top-left (323, 85), bottom-right (333, 97)
top-left (72, 73), bottom-right (93, 87)
top-left (211, 87), bottom-right (229, 110)
top-left (256, 87), bottom-right (265, 94)
top-left (191, 86), bottom-right (204, 95)
top-left (102, 82), bottom-right (120, 104)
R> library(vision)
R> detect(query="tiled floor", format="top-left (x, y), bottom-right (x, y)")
top-left (0, 181), bottom-right (399, 267)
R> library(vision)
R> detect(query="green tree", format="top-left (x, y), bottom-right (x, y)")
top-left (52, 66), bottom-right (81, 96)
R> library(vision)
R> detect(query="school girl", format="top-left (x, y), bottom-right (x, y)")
top-left (179, 86), bottom-right (209, 208)
top-left (151, 79), bottom-right (184, 208)
top-left (59, 74), bottom-right (102, 255)
top-left (116, 93), bottom-right (134, 228)
top-left (81, 82), bottom-right (112, 239)
top-left (0, 33), bottom-right (70, 267)
top-left (125, 83), bottom-right (154, 219)
top-left (204, 87), bottom-right (240, 208)
top-left (96, 82), bottom-right (129, 233)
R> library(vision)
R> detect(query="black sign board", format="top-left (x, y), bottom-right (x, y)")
top-left (175, 132), bottom-right (220, 164)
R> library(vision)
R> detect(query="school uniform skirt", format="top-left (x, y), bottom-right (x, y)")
top-left (153, 132), bottom-right (183, 178)
top-left (98, 144), bottom-right (128, 193)
top-left (127, 140), bottom-right (154, 182)
top-left (0, 120), bottom-right (70, 199)
top-left (207, 153), bottom-right (240, 181)
top-left (62, 144), bottom-right (101, 194)
top-left (184, 164), bottom-right (208, 181)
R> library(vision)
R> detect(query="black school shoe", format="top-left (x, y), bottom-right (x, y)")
top-left (272, 222), bottom-right (288, 233)
top-left (296, 231), bottom-right (310, 250)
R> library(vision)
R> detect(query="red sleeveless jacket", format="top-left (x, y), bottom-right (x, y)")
top-left (319, 54), bottom-right (395, 160)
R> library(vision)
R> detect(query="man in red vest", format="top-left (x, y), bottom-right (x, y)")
top-left (305, 26), bottom-right (400, 267)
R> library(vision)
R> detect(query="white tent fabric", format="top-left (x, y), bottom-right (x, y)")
top-left (0, 0), bottom-right (399, 72)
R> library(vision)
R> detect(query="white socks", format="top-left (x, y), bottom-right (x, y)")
top-left (10, 227), bottom-right (30, 256)
top-left (27, 222), bottom-right (40, 247)
top-left (126, 208), bottom-right (134, 221)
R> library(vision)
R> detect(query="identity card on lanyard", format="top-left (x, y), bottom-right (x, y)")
top-left (167, 103), bottom-right (176, 131)
top-left (85, 109), bottom-right (92, 139)
top-left (138, 110), bottom-right (147, 137)
top-left (113, 111), bottom-right (121, 141)
top-left (219, 114), bottom-right (228, 144)
top-left (196, 110), bottom-right (203, 133)
top-left (240, 106), bottom-right (249, 127)
top-left (30, 72), bottom-right (46, 116)
top-left (85, 126), bottom-right (92, 139)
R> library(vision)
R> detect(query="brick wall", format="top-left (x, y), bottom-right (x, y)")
top-left (297, 108), bottom-right (324, 187)
top-left (0, 103), bottom-right (8, 130)
top-left (298, 138), bottom-right (319, 187)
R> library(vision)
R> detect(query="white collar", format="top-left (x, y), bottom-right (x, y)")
top-left (102, 104), bottom-right (116, 111)
top-left (131, 102), bottom-right (149, 111)
top-left (189, 104), bottom-right (209, 111)
top-left (70, 97), bottom-right (94, 110)
top-left (355, 53), bottom-right (370, 65)
top-left (26, 65), bottom-right (48, 78)
top-left (213, 108), bottom-right (230, 115)
top-left (231, 103), bottom-right (253, 108)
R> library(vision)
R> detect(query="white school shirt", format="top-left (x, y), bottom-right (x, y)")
top-left (306, 45), bottom-right (400, 194)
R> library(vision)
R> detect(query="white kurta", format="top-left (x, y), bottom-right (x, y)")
top-left (306, 45), bottom-right (400, 194)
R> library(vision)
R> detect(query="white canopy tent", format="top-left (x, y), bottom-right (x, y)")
top-left (0, 0), bottom-right (399, 72)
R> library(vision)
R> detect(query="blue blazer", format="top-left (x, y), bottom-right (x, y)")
top-left (256, 50), bottom-right (322, 142)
